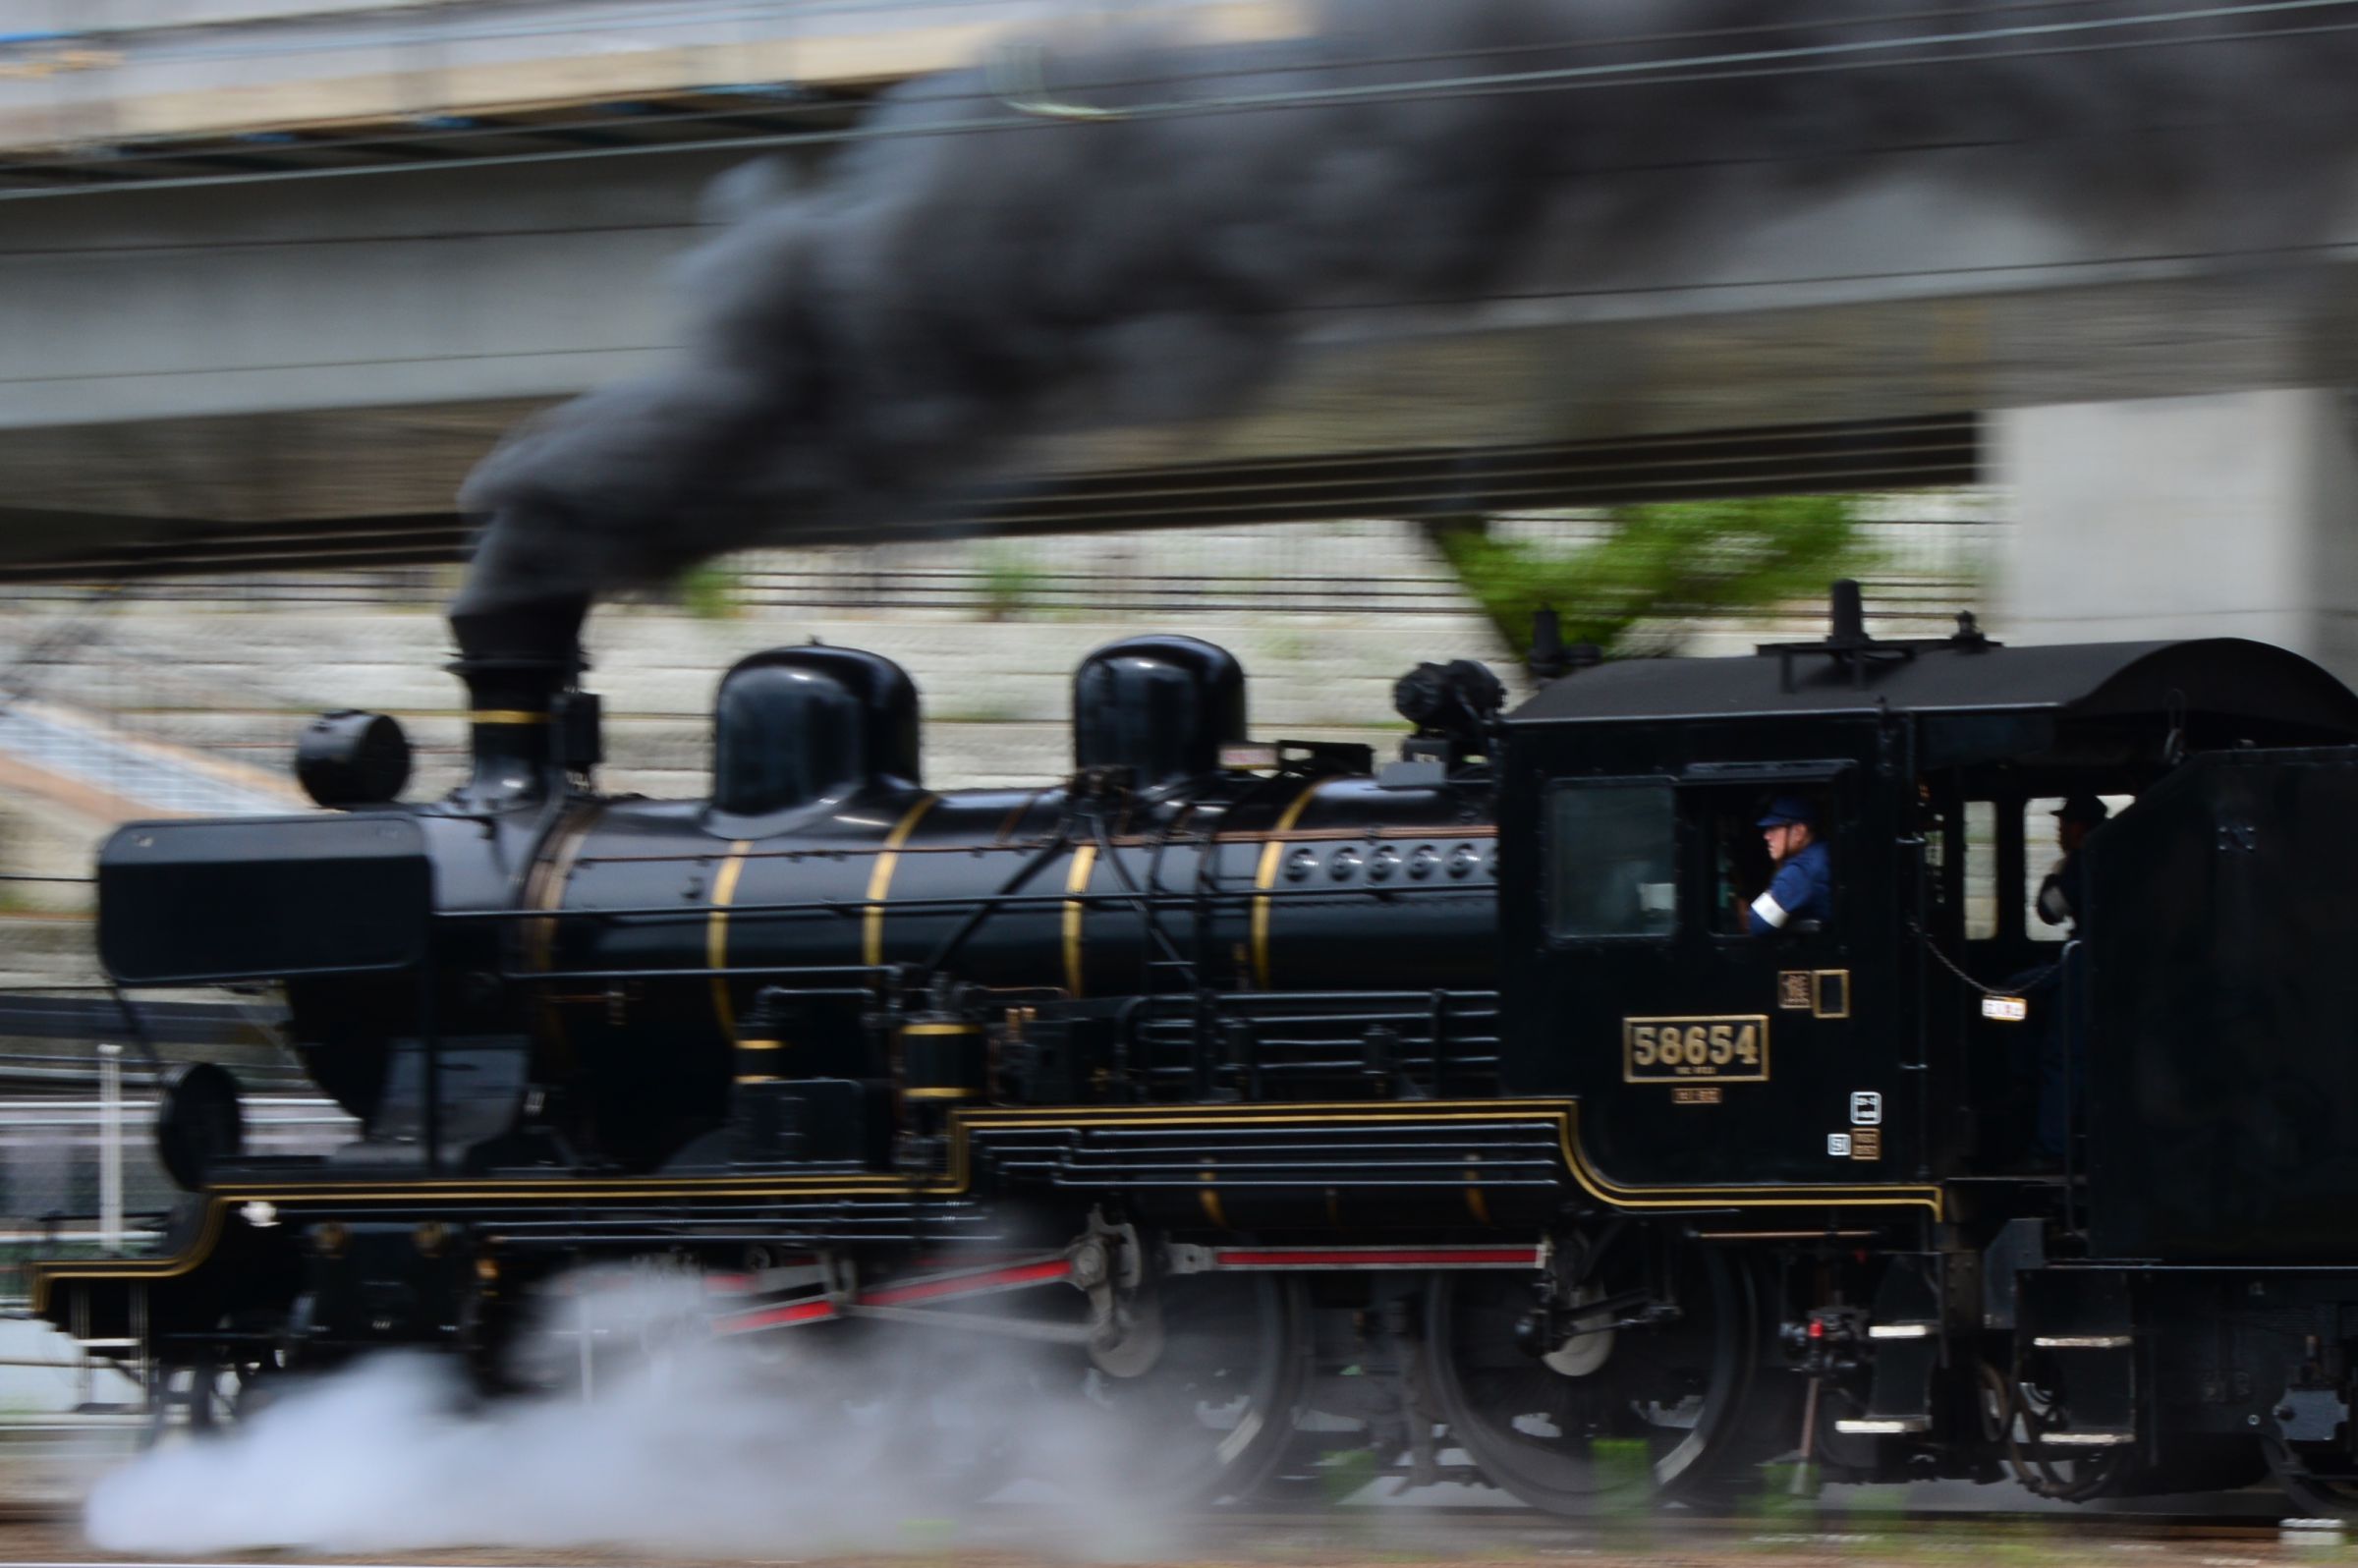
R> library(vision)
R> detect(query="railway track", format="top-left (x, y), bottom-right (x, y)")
top-left (1190, 1500), bottom-right (2320, 1542)
top-left (0, 1497), bottom-right (2330, 1557)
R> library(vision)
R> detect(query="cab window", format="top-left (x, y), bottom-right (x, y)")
top-left (1963, 800), bottom-right (1998, 939)
top-left (1546, 782), bottom-right (1676, 938)
top-left (1700, 788), bottom-right (1833, 935)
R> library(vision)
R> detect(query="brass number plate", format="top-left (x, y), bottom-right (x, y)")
top-left (1624, 1015), bottom-right (1769, 1083)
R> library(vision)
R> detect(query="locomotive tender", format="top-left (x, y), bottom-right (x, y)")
top-left (44, 583), bottom-right (2358, 1514)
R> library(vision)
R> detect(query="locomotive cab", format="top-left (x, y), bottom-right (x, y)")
top-left (1500, 600), bottom-right (2358, 1205)
top-left (1501, 690), bottom-right (1893, 1192)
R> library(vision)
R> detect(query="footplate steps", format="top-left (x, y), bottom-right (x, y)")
top-left (2020, 1268), bottom-right (2139, 1451)
top-left (1840, 1260), bottom-right (1943, 1436)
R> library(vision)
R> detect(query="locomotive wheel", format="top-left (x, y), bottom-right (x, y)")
top-left (1425, 1233), bottom-right (1752, 1512)
top-left (1053, 1273), bottom-right (1309, 1506)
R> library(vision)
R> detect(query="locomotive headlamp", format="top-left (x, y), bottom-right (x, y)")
top-left (295, 709), bottom-right (412, 809)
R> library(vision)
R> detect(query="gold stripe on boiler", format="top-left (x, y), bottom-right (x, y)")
top-left (524, 807), bottom-right (601, 1071)
top-left (863, 796), bottom-right (941, 969)
top-left (470, 709), bottom-right (550, 725)
top-left (1250, 782), bottom-right (1325, 989)
top-left (1063, 844), bottom-right (1097, 996)
top-left (707, 841), bottom-right (754, 1040)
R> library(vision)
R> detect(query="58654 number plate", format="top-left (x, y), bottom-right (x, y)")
top-left (1624, 1015), bottom-right (1769, 1082)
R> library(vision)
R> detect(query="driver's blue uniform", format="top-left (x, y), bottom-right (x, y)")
top-left (1748, 839), bottom-right (1832, 933)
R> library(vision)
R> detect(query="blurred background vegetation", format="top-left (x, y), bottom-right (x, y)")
top-left (1432, 495), bottom-right (1871, 657)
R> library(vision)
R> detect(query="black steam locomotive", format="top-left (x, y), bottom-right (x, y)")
top-left (43, 585), bottom-right (2358, 1515)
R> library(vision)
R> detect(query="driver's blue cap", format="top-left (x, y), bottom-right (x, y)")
top-left (1757, 796), bottom-right (1816, 828)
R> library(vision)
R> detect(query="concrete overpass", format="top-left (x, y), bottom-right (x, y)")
top-left (0, 1), bottom-right (1306, 148)
top-left (4, 3), bottom-right (2358, 672)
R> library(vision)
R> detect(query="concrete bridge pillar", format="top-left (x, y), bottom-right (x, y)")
top-left (1992, 389), bottom-right (2358, 685)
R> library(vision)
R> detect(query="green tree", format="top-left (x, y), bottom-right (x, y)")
top-left (1434, 495), bottom-right (1870, 657)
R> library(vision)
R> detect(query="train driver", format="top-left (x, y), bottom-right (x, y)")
top-left (1748, 797), bottom-right (1832, 934)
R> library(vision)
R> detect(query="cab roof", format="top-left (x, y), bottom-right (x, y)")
top-left (1506, 637), bottom-right (2358, 736)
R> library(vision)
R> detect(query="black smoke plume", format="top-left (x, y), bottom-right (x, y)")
top-left (455, 0), bottom-right (2358, 617)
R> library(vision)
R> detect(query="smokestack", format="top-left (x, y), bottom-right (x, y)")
top-left (447, 576), bottom-right (593, 808)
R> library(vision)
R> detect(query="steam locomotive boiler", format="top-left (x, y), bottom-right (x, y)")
top-left (50, 585), bottom-right (2358, 1519)
top-left (247, 599), bottom-right (1501, 1182)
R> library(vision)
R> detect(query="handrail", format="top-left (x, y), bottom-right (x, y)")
top-left (434, 879), bottom-right (1499, 927)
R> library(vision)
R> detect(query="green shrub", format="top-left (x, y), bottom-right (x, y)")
top-left (977, 546), bottom-right (1045, 622)
top-left (677, 563), bottom-right (740, 621)
top-left (1435, 495), bottom-right (1873, 657)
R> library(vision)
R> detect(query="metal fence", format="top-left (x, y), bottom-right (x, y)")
top-left (0, 509), bottom-right (1999, 625)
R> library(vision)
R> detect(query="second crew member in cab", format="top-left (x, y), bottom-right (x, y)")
top-left (1749, 797), bottom-right (1832, 934)
top-left (2036, 793), bottom-right (2109, 931)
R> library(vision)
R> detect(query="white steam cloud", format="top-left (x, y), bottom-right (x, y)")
top-left (83, 1277), bottom-right (1191, 1556)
